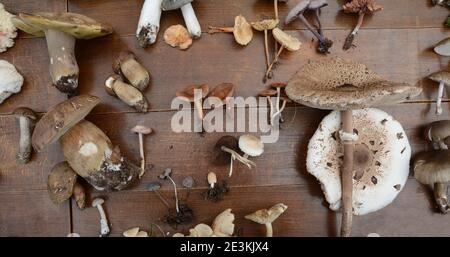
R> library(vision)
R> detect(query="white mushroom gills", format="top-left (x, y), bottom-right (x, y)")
top-left (181, 3), bottom-right (202, 38)
top-left (137, 0), bottom-right (163, 47)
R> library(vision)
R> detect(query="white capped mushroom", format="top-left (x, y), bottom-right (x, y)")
top-left (0, 4), bottom-right (17, 53)
top-left (212, 208), bottom-right (235, 237)
top-left (0, 60), bottom-right (23, 104)
top-left (307, 108), bottom-right (410, 215)
top-left (239, 135), bottom-right (264, 157)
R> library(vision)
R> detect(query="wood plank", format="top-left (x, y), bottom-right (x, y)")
top-left (0, 190), bottom-right (70, 236)
top-left (68, 0), bottom-right (449, 37)
top-left (71, 180), bottom-right (450, 237)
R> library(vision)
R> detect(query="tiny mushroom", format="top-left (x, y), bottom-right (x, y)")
top-left (113, 51), bottom-right (150, 91)
top-left (428, 71), bottom-right (450, 115)
top-left (92, 198), bottom-right (110, 237)
top-left (13, 107), bottom-right (37, 164)
top-left (214, 135), bottom-right (255, 177)
top-left (176, 84), bottom-right (209, 130)
top-left (245, 203), bottom-right (287, 237)
top-left (251, 19), bottom-right (279, 70)
top-left (161, 0), bottom-right (202, 38)
top-left (12, 12), bottom-right (113, 96)
top-left (208, 15), bottom-right (253, 46)
top-left (105, 75), bottom-right (149, 112)
top-left (269, 82), bottom-right (289, 124)
top-left (342, 0), bottom-right (383, 51)
top-left (204, 172), bottom-right (229, 202)
top-left (148, 181), bottom-right (171, 209)
top-left (414, 150), bottom-right (450, 213)
top-left (131, 125), bottom-right (153, 178)
top-left (0, 3), bottom-right (17, 53)
top-left (426, 120), bottom-right (450, 150)
top-left (259, 89), bottom-right (278, 125)
top-left (123, 227), bottom-right (149, 237)
top-left (163, 24), bottom-right (193, 50)
top-left (0, 60), bottom-right (24, 104)
top-left (434, 38), bottom-right (450, 57)
top-left (136, 0), bottom-right (163, 47)
top-left (47, 162), bottom-right (78, 205)
top-left (212, 208), bottom-right (235, 237)
top-left (159, 168), bottom-right (180, 213)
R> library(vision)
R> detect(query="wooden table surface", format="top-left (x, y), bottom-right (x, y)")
top-left (1, 0), bottom-right (450, 237)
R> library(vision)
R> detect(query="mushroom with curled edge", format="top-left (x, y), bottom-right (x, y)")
top-left (113, 51), bottom-right (150, 92)
top-left (285, 58), bottom-right (421, 237)
top-left (161, 0), bottom-right (201, 38)
top-left (342, 0), bottom-right (383, 51)
top-left (245, 203), bottom-right (287, 237)
top-left (214, 135), bottom-right (255, 177)
top-left (176, 84), bottom-right (209, 132)
top-left (163, 25), bottom-right (193, 50)
top-left (426, 120), bottom-right (450, 150)
top-left (136, 0), bottom-right (163, 48)
top-left (251, 19), bottom-right (279, 71)
top-left (12, 13), bottom-right (113, 97)
top-left (208, 15), bottom-right (253, 46)
top-left (32, 95), bottom-right (141, 192)
top-left (434, 38), bottom-right (450, 57)
top-left (206, 83), bottom-right (235, 124)
top-left (414, 150), bottom-right (450, 213)
top-left (105, 75), bottom-right (149, 113)
top-left (13, 107), bottom-right (37, 164)
top-left (428, 71), bottom-right (450, 115)
top-left (131, 125), bottom-right (153, 178)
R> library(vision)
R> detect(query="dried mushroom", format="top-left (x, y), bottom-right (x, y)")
top-left (208, 15), bottom-right (253, 46)
top-left (173, 209), bottom-right (235, 237)
top-left (251, 19), bottom-right (279, 70)
top-left (164, 25), bottom-right (193, 50)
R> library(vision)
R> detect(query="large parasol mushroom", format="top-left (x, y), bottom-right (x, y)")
top-left (285, 58), bottom-right (421, 236)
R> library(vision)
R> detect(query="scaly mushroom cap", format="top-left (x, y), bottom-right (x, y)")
top-left (233, 15), bottom-right (253, 46)
top-left (414, 150), bottom-right (450, 185)
top-left (212, 209), bottom-right (235, 237)
top-left (176, 84), bottom-right (209, 102)
top-left (342, 0), bottom-right (383, 14)
top-left (272, 28), bottom-right (301, 51)
top-left (239, 135), bottom-right (264, 157)
top-left (14, 12), bottom-right (113, 39)
top-left (285, 0), bottom-right (311, 25)
top-left (307, 108), bottom-right (411, 215)
top-left (214, 135), bottom-right (240, 165)
top-left (31, 95), bottom-right (100, 152)
top-left (162, 0), bottom-right (194, 11)
top-left (428, 71), bottom-right (450, 85)
top-left (47, 161), bottom-right (78, 205)
top-left (251, 19), bottom-right (279, 31)
top-left (285, 58), bottom-right (422, 110)
top-left (245, 203), bottom-right (288, 224)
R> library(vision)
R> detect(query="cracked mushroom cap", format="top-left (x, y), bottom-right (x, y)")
top-left (212, 209), bottom-right (235, 237)
top-left (31, 95), bottom-right (100, 152)
top-left (251, 19), bottom-right (279, 31)
top-left (162, 0), bottom-right (194, 11)
top-left (285, 0), bottom-right (311, 25)
top-left (47, 161), bottom-right (78, 205)
top-left (414, 150), bottom-right (450, 185)
top-left (239, 134), bottom-right (264, 157)
top-left (272, 28), bottom-right (301, 51)
top-left (233, 15), bottom-right (253, 46)
top-left (428, 71), bottom-right (450, 85)
top-left (245, 203), bottom-right (288, 224)
top-left (14, 12), bottom-right (113, 39)
top-left (343, 0), bottom-right (383, 14)
top-left (285, 58), bottom-right (422, 110)
top-left (176, 84), bottom-right (209, 102)
top-left (307, 108), bottom-right (411, 215)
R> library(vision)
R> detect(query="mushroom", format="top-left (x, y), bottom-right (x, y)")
top-left (105, 75), bottom-right (149, 113)
top-left (13, 107), bottom-right (37, 164)
top-left (159, 168), bottom-right (179, 213)
top-left (0, 3), bottom-right (17, 53)
top-left (207, 83), bottom-right (235, 109)
top-left (259, 89), bottom-right (278, 125)
top-left (208, 15), bottom-right (253, 46)
top-left (285, 58), bottom-right (421, 236)
top-left (0, 60), bottom-right (24, 104)
top-left (92, 198), bottom-right (110, 237)
top-left (147, 181), bottom-right (171, 209)
top-left (414, 150), bottom-right (450, 214)
top-left (176, 84), bottom-right (209, 131)
top-left (342, 0), bottom-right (383, 51)
top-left (309, 0), bottom-right (328, 36)
top-left (163, 25), bottom-right (193, 50)
top-left (251, 19), bottom-right (279, 70)
top-left (161, 0), bottom-right (201, 38)
top-left (113, 51), bottom-right (150, 92)
top-left (265, 28), bottom-right (301, 81)
top-left (182, 176), bottom-right (196, 200)
top-left (214, 135), bottom-right (255, 177)
top-left (67, 233), bottom-right (80, 237)
top-left (428, 71), bottom-right (450, 115)
top-left (204, 172), bottom-right (229, 202)
top-left (434, 38), bottom-right (450, 57)
top-left (123, 227), bottom-right (149, 237)
top-left (269, 82), bottom-right (289, 124)
top-left (136, 0), bottom-right (163, 48)
top-left (131, 125), bottom-right (153, 178)
top-left (47, 161), bottom-right (78, 205)
top-left (239, 134), bottom-right (264, 161)
top-left (285, 0), bottom-right (332, 54)
top-left (12, 13), bottom-right (113, 96)
top-left (245, 203), bottom-right (287, 237)
top-left (72, 182), bottom-right (86, 209)
top-left (212, 208), bottom-right (235, 237)
top-left (32, 95), bottom-right (141, 191)
top-left (426, 120), bottom-right (450, 150)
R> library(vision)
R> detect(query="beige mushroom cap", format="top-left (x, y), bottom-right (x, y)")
top-left (251, 19), bottom-right (279, 31)
top-left (428, 71), bottom-right (450, 85)
top-left (233, 15), bottom-right (253, 46)
top-left (272, 28), bottom-right (301, 51)
top-left (414, 150), bottom-right (450, 185)
top-left (245, 203), bottom-right (288, 224)
top-left (212, 209), bottom-right (235, 237)
top-left (239, 135), bottom-right (264, 157)
top-left (163, 25), bottom-right (193, 50)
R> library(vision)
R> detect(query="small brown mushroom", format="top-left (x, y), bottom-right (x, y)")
top-left (245, 203), bottom-right (287, 237)
top-left (131, 125), bottom-right (153, 178)
top-left (163, 24), bottom-right (193, 50)
top-left (113, 51), bottom-right (150, 91)
top-left (13, 107), bottom-right (37, 164)
top-left (105, 74), bottom-right (149, 113)
top-left (428, 71), bottom-right (450, 115)
top-left (176, 84), bottom-right (209, 131)
top-left (47, 161), bottom-right (77, 205)
top-left (251, 19), bottom-right (279, 70)
top-left (207, 83), bottom-right (235, 108)
top-left (426, 120), bottom-right (450, 149)
top-left (208, 15), bottom-right (253, 46)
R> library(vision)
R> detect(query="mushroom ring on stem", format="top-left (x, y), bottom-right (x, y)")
top-left (12, 12), bottom-right (113, 96)
top-left (13, 107), bottom-right (37, 164)
top-left (426, 120), bottom-right (450, 150)
top-left (161, 0), bottom-right (201, 38)
top-left (285, 58), bottom-right (421, 237)
top-left (428, 71), bottom-right (450, 116)
top-left (32, 95), bottom-right (141, 191)
top-left (245, 203), bottom-right (287, 237)
top-left (137, 0), bottom-right (163, 48)
top-left (208, 15), bottom-right (253, 46)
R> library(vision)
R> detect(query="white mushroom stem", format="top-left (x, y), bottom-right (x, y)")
top-left (137, 0), bottom-right (163, 47)
top-left (229, 155), bottom-right (234, 177)
top-left (167, 176), bottom-right (180, 213)
top-left (265, 46), bottom-right (284, 80)
top-left (271, 99), bottom-right (287, 125)
top-left (434, 182), bottom-right (449, 213)
top-left (436, 81), bottom-right (445, 115)
top-left (181, 3), bottom-right (202, 38)
top-left (137, 132), bottom-right (146, 177)
top-left (266, 96), bottom-right (274, 125)
top-left (264, 29), bottom-right (270, 69)
top-left (221, 146), bottom-right (256, 169)
top-left (17, 116), bottom-right (32, 163)
top-left (341, 110), bottom-right (354, 237)
top-left (265, 222), bottom-right (273, 237)
top-left (94, 202), bottom-right (110, 236)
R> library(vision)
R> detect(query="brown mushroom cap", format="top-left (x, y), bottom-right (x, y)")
top-left (31, 95), bottom-right (100, 152)
top-left (176, 84), bottom-right (209, 102)
top-left (426, 120), bottom-right (450, 143)
top-left (272, 28), bottom-right (301, 51)
top-left (428, 71), bottom-right (450, 85)
top-left (251, 19), bottom-right (279, 31)
top-left (13, 107), bottom-right (37, 120)
top-left (414, 150), bottom-right (450, 185)
top-left (343, 0), bottom-right (383, 14)
top-left (233, 15), bottom-right (253, 46)
top-left (47, 161), bottom-right (78, 205)
top-left (259, 89), bottom-right (278, 97)
top-left (208, 83), bottom-right (235, 101)
top-left (285, 58), bottom-right (422, 110)
top-left (15, 12), bottom-right (113, 39)
top-left (112, 51), bottom-right (135, 75)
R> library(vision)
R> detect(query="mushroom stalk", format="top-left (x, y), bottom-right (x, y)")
top-left (229, 155), bottom-right (234, 177)
top-left (138, 133), bottom-right (145, 174)
top-left (264, 29), bottom-right (270, 69)
top-left (341, 109), bottom-right (354, 237)
top-left (266, 96), bottom-right (274, 125)
top-left (93, 200), bottom-right (110, 237)
top-left (265, 222), bottom-right (273, 237)
top-left (434, 182), bottom-right (449, 213)
top-left (271, 99), bottom-right (287, 124)
top-left (436, 81), bottom-right (445, 115)
top-left (298, 15), bottom-right (332, 54)
top-left (208, 26), bottom-right (234, 33)
top-left (221, 146), bottom-right (256, 169)
top-left (343, 11), bottom-right (365, 51)
top-left (314, 9), bottom-right (323, 36)
top-left (137, 0), bottom-right (163, 47)
top-left (17, 116), bottom-right (32, 163)
top-left (45, 29), bottom-right (79, 96)
top-left (167, 176), bottom-right (180, 213)
top-left (265, 46), bottom-right (284, 80)
top-left (181, 3), bottom-right (202, 38)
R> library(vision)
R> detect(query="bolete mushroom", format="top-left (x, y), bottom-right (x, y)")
top-left (32, 95), bottom-right (141, 191)
top-left (245, 203), bottom-right (287, 237)
top-left (342, 0), bottom-right (383, 51)
top-left (47, 161), bottom-right (78, 205)
top-left (214, 135), bottom-right (255, 177)
top-left (414, 150), bottom-right (450, 213)
top-left (161, 0), bottom-right (201, 38)
top-left (72, 182), bottom-right (86, 209)
top-left (251, 19), bottom-right (279, 70)
top-left (285, 58), bottom-right (421, 236)
top-left (428, 71), bottom-right (450, 115)
top-left (163, 24), bottom-right (193, 50)
top-left (259, 89), bottom-right (278, 125)
top-left (208, 15), bottom-right (253, 46)
top-left (131, 125), bottom-right (153, 178)
top-left (12, 12), bottom-right (113, 96)
top-left (105, 75), bottom-right (149, 113)
top-left (0, 3), bottom-right (17, 53)
top-left (434, 37), bottom-right (450, 57)
top-left (176, 84), bottom-right (209, 131)
top-left (285, 0), bottom-right (332, 54)
top-left (136, 0), bottom-right (163, 48)
top-left (426, 120), bottom-right (450, 150)
top-left (13, 107), bottom-right (37, 164)
top-left (0, 60), bottom-right (24, 104)
top-left (113, 51), bottom-right (150, 92)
